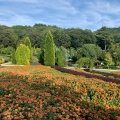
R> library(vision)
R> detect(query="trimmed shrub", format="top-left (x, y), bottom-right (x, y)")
top-left (12, 49), bottom-right (16, 64)
top-left (15, 44), bottom-right (30, 65)
top-left (24, 37), bottom-right (32, 60)
top-left (24, 37), bottom-right (32, 49)
top-left (44, 30), bottom-right (55, 66)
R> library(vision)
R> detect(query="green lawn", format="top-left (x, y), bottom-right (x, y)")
top-left (93, 69), bottom-right (120, 73)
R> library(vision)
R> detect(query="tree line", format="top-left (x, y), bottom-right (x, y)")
top-left (0, 24), bottom-right (97, 49)
top-left (0, 24), bottom-right (120, 67)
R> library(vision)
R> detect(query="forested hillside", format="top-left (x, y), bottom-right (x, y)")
top-left (0, 24), bottom-right (119, 49)
top-left (0, 24), bottom-right (120, 67)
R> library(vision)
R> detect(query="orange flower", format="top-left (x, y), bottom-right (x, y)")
top-left (2, 111), bottom-right (11, 116)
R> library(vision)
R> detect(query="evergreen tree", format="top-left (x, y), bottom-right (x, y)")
top-left (24, 37), bottom-right (32, 60)
top-left (39, 49), bottom-right (44, 64)
top-left (60, 46), bottom-right (69, 60)
top-left (55, 49), bottom-right (65, 67)
top-left (24, 37), bottom-right (31, 49)
top-left (39, 35), bottom-right (46, 64)
top-left (104, 53), bottom-right (114, 68)
top-left (15, 44), bottom-right (30, 65)
top-left (12, 49), bottom-right (16, 64)
top-left (44, 30), bottom-right (55, 66)
top-left (69, 47), bottom-right (77, 63)
top-left (59, 46), bottom-right (69, 66)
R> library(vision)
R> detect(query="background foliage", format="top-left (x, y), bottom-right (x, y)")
top-left (0, 24), bottom-right (120, 67)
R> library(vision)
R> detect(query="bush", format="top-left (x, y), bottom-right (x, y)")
top-left (0, 46), bottom-right (14, 55)
top-left (77, 57), bottom-right (94, 68)
top-left (12, 49), bottom-right (16, 64)
top-left (15, 44), bottom-right (30, 65)
top-left (44, 30), bottom-right (55, 66)
top-left (24, 37), bottom-right (32, 60)
top-left (39, 49), bottom-right (44, 64)
top-left (0, 60), bottom-right (4, 64)
top-left (55, 49), bottom-right (65, 67)
top-left (0, 57), bottom-right (4, 64)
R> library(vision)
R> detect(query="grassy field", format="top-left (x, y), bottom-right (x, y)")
top-left (0, 65), bottom-right (120, 120)
top-left (92, 69), bottom-right (120, 73)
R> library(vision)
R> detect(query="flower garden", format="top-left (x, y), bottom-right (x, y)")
top-left (112, 71), bottom-right (120, 76)
top-left (0, 65), bottom-right (120, 120)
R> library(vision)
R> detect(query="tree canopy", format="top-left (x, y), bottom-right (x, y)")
top-left (95, 27), bottom-right (113, 51)
top-left (0, 23), bottom-right (120, 67)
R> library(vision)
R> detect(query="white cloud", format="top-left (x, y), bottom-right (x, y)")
top-left (0, 0), bottom-right (120, 30)
top-left (0, 0), bottom-right (39, 3)
top-left (86, 0), bottom-right (120, 15)
top-left (76, 0), bottom-right (120, 30)
top-left (0, 15), bottom-right (34, 26)
top-left (2, 0), bottom-right (78, 14)
top-left (34, 0), bottom-right (78, 15)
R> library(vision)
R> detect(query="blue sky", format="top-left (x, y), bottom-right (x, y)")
top-left (0, 0), bottom-right (120, 31)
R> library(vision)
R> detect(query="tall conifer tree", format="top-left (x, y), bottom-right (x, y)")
top-left (44, 30), bottom-right (55, 66)
top-left (24, 37), bottom-right (32, 60)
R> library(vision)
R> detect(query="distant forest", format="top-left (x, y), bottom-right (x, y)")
top-left (0, 23), bottom-right (119, 48)
top-left (0, 23), bottom-right (120, 66)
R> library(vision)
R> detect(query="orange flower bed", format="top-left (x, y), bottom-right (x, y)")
top-left (0, 65), bottom-right (120, 119)
top-left (112, 71), bottom-right (120, 75)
